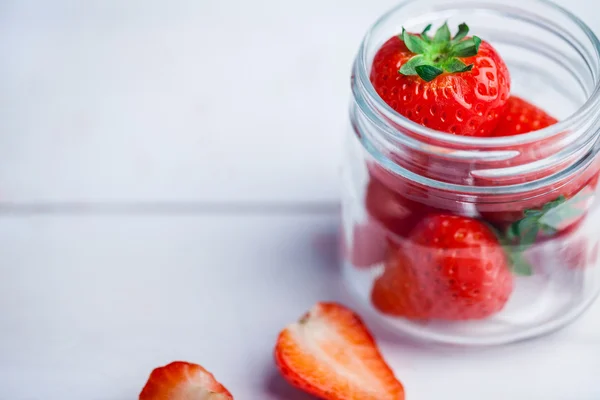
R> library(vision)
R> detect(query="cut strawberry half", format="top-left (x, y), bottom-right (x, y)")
top-left (274, 302), bottom-right (405, 400)
top-left (139, 361), bottom-right (233, 400)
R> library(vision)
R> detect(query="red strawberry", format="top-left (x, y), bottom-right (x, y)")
top-left (347, 218), bottom-right (389, 267)
top-left (508, 177), bottom-right (597, 237)
top-left (476, 96), bottom-right (559, 186)
top-left (371, 22), bottom-right (510, 136)
top-left (371, 215), bottom-right (513, 320)
top-left (476, 96), bottom-right (599, 240)
top-left (274, 302), bottom-right (405, 400)
top-left (365, 173), bottom-right (430, 238)
top-left (476, 171), bottom-right (598, 277)
top-left (492, 96), bottom-right (558, 136)
top-left (139, 361), bottom-right (233, 400)
top-left (350, 164), bottom-right (443, 268)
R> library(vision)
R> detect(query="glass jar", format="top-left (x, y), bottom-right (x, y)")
top-left (341, 0), bottom-right (600, 345)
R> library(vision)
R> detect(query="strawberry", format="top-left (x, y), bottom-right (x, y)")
top-left (477, 96), bottom-right (598, 235)
top-left (470, 97), bottom-right (600, 275)
top-left (139, 361), bottom-right (233, 400)
top-left (371, 215), bottom-right (513, 320)
top-left (476, 96), bottom-right (559, 187)
top-left (492, 96), bottom-right (558, 136)
top-left (507, 180), bottom-right (597, 239)
top-left (347, 218), bottom-right (389, 267)
top-left (365, 172), bottom-right (430, 238)
top-left (351, 164), bottom-right (443, 268)
top-left (371, 22), bottom-right (510, 136)
top-left (274, 302), bottom-right (405, 400)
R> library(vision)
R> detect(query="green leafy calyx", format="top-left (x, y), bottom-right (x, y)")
top-left (486, 224), bottom-right (534, 277)
top-left (506, 193), bottom-right (595, 245)
top-left (398, 22), bottom-right (481, 82)
top-left (498, 192), bottom-right (593, 276)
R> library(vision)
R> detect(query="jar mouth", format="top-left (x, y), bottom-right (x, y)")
top-left (355, 0), bottom-right (600, 148)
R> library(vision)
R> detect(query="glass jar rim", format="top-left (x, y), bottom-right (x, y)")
top-left (354, 0), bottom-right (600, 148)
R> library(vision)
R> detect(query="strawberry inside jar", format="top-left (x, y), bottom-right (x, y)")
top-left (343, 3), bottom-right (600, 345)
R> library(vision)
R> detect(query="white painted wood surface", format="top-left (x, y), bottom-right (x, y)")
top-left (1, 214), bottom-right (599, 400)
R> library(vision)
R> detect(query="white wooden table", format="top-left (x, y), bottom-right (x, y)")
top-left (1, 0), bottom-right (599, 399)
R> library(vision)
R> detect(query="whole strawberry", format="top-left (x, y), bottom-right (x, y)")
top-left (492, 96), bottom-right (558, 136)
top-left (371, 22), bottom-right (510, 136)
top-left (347, 218), bottom-right (389, 268)
top-left (365, 172), bottom-right (432, 237)
top-left (477, 96), bottom-right (598, 240)
top-left (475, 96), bottom-right (560, 189)
top-left (371, 214), bottom-right (513, 320)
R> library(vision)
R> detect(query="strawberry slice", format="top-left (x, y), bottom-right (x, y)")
top-left (274, 302), bottom-right (405, 400)
top-left (139, 361), bottom-right (233, 400)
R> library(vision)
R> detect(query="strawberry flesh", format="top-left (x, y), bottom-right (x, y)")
top-left (139, 361), bottom-right (233, 400)
top-left (274, 302), bottom-right (405, 400)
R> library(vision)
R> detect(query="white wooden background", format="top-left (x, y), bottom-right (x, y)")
top-left (1, 0), bottom-right (599, 399)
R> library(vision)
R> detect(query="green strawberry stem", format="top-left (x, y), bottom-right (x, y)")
top-left (398, 22), bottom-right (481, 82)
top-left (486, 224), bottom-right (534, 277)
top-left (506, 192), bottom-right (593, 242)
top-left (506, 248), bottom-right (535, 276)
top-left (490, 192), bottom-right (593, 277)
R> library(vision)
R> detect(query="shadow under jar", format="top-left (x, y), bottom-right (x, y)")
top-left (341, 0), bottom-right (600, 345)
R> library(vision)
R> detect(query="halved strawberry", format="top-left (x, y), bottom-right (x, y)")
top-left (139, 361), bottom-right (233, 400)
top-left (274, 302), bottom-right (405, 400)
